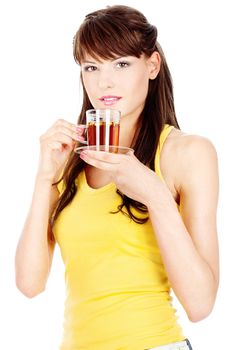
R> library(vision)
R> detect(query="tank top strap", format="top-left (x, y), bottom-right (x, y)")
top-left (155, 124), bottom-right (174, 182)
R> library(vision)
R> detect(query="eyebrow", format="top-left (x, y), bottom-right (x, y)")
top-left (82, 60), bottom-right (97, 64)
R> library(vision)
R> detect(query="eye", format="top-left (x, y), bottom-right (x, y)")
top-left (116, 61), bottom-right (130, 68)
top-left (83, 65), bottom-right (97, 72)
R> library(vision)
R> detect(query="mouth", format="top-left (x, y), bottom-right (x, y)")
top-left (99, 95), bottom-right (122, 106)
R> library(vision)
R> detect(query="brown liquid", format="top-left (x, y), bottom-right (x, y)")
top-left (87, 121), bottom-right (120, 147)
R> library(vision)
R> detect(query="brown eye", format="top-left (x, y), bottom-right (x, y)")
top-left (84, 66), bottom-right (97, 72)
top-left (116, 61), bottom-right (129, 68)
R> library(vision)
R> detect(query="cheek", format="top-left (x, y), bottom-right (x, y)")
top-left (82, 75), bottom-right (95, 98)
top-left (126, 71), bottom-right (149, 99)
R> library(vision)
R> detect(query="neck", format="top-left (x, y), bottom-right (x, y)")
top-left (119, 115), bottom-right (140, 148)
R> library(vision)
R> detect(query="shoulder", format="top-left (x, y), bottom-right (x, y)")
top-left (160, 127), bottom-right (218, 196)
top-left (168, 127), bottom-right (217, 161)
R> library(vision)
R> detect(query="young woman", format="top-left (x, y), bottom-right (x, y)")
top-left (15, 5), bottom-right (219, 350)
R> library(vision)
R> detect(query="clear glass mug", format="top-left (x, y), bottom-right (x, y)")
top-left (74, 108), bottom-right (134, 154)
top-left (74, 109), bottom-right (127, 153)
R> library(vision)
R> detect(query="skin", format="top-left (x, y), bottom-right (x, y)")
top-left (78, 53), bottom-right (219, 322)
top-left (15, 52), bottom-right (219, 324)
top-left (80, 53), bottom-right (159, 137)
top-left (79, 52), bottom-right (161, 186)
top-left (15, 119), bottom-right (79, 297)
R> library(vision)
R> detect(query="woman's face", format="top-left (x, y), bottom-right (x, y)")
top-left (80, 52), bottom-right (160, 122)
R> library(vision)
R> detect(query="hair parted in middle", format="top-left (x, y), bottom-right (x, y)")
top-left (50, 5), bottom-right (179, 234)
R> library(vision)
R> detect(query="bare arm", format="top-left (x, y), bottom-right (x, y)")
top-left (15, 177), bottom-right (58, 297)
top-left (15, 119), bottom-right (79, 297)
top-left (147, 135), bottom-right (219, 322)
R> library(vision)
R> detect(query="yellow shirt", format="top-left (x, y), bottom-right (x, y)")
top-left (54, 124), bottom-right (185, 350)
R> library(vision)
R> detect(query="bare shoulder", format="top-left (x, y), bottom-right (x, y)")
top-left (160, 127), bottom-right (218, 197)
top-left (166, 127), bottom-right (217, 160)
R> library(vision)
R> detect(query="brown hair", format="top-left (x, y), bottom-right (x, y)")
top-left (50, 5), bottom-right (179, 238)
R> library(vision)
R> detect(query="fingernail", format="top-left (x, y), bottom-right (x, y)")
top-left (76, 125), bottom-right (85, 131)
top-left (77, 137), bottom-right (84, 142)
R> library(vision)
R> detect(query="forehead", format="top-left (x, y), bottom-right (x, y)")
top-left (81, 52), bottom-right (120, 63)
top-left (81, 53), bottom-right (146, 64)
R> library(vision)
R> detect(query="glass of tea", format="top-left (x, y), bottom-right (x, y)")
top-left (74, 109), bottom-right (133, 154)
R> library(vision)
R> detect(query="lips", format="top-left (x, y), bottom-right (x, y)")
top-left (99, 95), bottom-right (122, 106)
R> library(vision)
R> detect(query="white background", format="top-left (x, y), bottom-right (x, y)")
top-left (0, 0), bottom-right (232, 349)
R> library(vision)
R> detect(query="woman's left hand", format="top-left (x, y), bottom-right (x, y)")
top-left (80, 150), bottom-right (165, 206)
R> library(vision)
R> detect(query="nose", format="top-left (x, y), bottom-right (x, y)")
top-left (98, 70), bottom-right (115, 90)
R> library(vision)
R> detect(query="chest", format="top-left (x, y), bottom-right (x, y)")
top-left (84, 165), bottom-right (179, 203)
top-left (85, 165), bottom-right (113, 189)
top-left (53, 183), bottom-right (160, 264)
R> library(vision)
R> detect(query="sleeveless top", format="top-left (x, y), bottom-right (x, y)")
top-left (53, 124), bottom-right (185, 350)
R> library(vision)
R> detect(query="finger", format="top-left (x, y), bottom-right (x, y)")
top-left (43, 132), bottom-right (76, 149)
top-left (55, 118), bottom-right (78, 131)
top-left (82, 150), bottom-right (124, 164)
top-left (47, 141), bottom-right (64, 151)
top-left (44, 119), bottom-right (78, 138)
top-left (76, 125), bottom-right (86, 135)
top-left (76, 135), bottom-right (85, 142)
top-left (42, 125), bottom-right (79, 143)
top-left (48, 141), bottom-right (74, 153)
top-left (53, 126), bottom-right (79, 141)
top-left (80, 152), bottom-right (119, 171)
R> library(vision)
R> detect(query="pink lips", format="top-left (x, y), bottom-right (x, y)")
top-left (99, 95), bottom-right (122, 106)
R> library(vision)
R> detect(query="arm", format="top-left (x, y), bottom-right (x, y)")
top-left (15, 119), bottom-right (79, 298)
top-left (147, 135), bottom-right (219, 322)
top-left (15, 177), bottom-right (58, 298)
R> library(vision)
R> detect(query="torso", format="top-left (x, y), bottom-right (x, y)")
top-left (54, 125), bottom-right (189, 348)
top-left (85, 165), bottom-right (113, 189)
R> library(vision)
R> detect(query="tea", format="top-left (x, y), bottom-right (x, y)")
top-left (74, 109), bottom-right (122, 152)
top-left (87, 121), bottom-right (120, 146)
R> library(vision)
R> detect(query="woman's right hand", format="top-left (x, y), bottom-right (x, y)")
top-left (37, 119), bottom-right (82, 182)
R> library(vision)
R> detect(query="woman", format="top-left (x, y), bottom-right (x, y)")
top-left (15, 5), bottom-right (219, 350)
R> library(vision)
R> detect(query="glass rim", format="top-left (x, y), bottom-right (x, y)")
top-left (86, 108), bottom-right (121, 116)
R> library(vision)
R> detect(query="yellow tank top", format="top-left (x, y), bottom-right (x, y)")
top-left (54, 124), bottom-right (185, 350)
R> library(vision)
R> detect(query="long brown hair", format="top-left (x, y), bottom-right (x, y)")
top-left (50, 5), bottom-right (179, 238)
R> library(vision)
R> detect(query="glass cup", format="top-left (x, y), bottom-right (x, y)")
top-left (85, 109), bottom-right (120, 149)
top-left (75, 109), bottom-right (130, 154)
top-left (74, 109), bottom-right (134, 154)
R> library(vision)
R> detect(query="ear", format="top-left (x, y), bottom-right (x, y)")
top-left (147, 51), bottom-right (161, 80)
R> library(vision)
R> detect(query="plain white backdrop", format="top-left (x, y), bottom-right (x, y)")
top-left (0, 0), bottom-right (232, 349)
